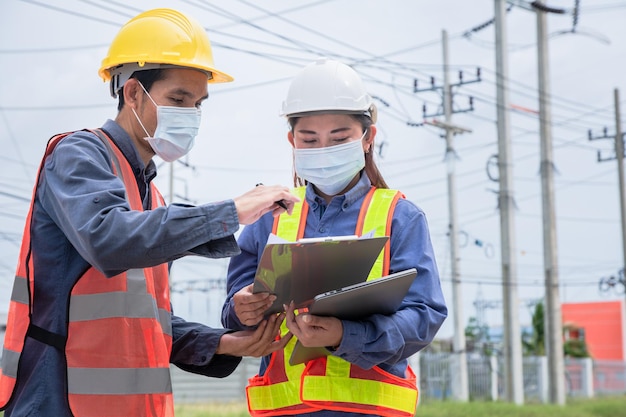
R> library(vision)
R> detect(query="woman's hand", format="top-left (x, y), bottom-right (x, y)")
top-left (233, 283), bottom-right (276, 326)
top-left (284, 301), bottom-right (343, 349)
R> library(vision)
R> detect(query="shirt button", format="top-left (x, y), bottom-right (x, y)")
top-left (319, 228), bottom-right (326, 233)
top-left (93, 197), bottom-right (100, 203)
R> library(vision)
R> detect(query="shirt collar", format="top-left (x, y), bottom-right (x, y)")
top-left (304, 171), bottom-right (372, 210)
top-left (101, 119), bottom-right (157, 183)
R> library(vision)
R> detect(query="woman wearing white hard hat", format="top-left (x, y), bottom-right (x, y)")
top-left (223, 58), bottom-right (447, 417)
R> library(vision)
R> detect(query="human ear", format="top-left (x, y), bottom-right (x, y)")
top-left (363, 125), bottom-right (377, 153)
top-left (123, 78), bottom-right (141, 109)
top-left (287, 131), bottom-right (295, 148)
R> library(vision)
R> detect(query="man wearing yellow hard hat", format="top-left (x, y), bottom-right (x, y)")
top-left (0, 8), bottom-right (297, 417)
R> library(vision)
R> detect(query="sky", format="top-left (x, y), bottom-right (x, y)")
top-left (1, 0), bottom-right (625, 338)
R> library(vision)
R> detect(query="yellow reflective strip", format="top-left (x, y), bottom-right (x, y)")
top-left (275, 187), bottom-right (306, 241)
top-left (302, 375), bottom-right (417, 414)
top-left (281, 321), bottom-right (306, 380)
top-left (248, 380), bottom-right (302, 410)
top-left (362, 189), bottom-right (399, 280)
top-left (325, 355), bottom-right (350, 378)
top-left (247, 320), bottom-right (307, 411)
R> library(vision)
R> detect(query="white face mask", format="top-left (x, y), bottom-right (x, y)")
top-left (132, 82), bottom-right (202, 162)
top-left (294, 131), bottom-right (366, 196)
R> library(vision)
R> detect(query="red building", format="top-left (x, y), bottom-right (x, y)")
top-left (561, 300), bottom-right (625, 360)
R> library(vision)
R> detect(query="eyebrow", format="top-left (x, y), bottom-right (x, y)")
top-left (297, 127), bottom-right (352, 135)
top-left (169, 88), bottom-right (209, 101)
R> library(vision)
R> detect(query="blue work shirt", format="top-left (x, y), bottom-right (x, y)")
top-left (222, 173), bottom-right (448, 417)
top-left (5, 120), bottom-right (243, 417)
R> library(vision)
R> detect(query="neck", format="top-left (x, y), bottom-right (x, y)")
top-left (115, 110), bottom-right (155, 167)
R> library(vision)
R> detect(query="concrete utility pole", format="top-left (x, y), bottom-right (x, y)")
top-left (535, 1), bottom-right (566, 405)
top-left (413, 31), bottom-right (479, 402)
top-left (614, 89), bottom-right (626, 294)
top-left (588, 89), bottom-right (626, 297)
top-left (442, 29), bottom-right (469, 403)
top-left (494, 0), bottom-right (524, 405)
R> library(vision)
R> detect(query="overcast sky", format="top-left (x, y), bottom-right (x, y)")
top-left (1, 0), bottom-right (625, 337)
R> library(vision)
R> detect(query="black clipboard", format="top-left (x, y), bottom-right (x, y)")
top-left (289, 268), bottom-right (417, 365)
top-left (252, 234), bottom-right (389, 315)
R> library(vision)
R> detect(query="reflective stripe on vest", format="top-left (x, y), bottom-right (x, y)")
top-left (1, 131), bottom-right (65, 410)
top-left (0, 129), bottom-right (174, 417)
top-left (247, 186), bottom-right (418, 417)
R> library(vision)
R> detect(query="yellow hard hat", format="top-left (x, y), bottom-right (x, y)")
top-left (99, 8), bottom-right (233, 97)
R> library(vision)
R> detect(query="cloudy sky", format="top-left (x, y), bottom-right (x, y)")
top-left (1, 0), bottom-right (625, 336)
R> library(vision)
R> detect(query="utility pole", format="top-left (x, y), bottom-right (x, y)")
top-left (441, 29), bottom-right (468, 403)
top-left (534, 0), bottom-right (566, 405)
top-left (414, 29), bottom-right (479, 402)
top-left (166, 159), bottom-right (195, 205)
top-left (589, 88), bottom-right (626, 303)
top-left (494, 0), bottom-right (524, 405)
top-left (614, 89), bottom-right (626, 293)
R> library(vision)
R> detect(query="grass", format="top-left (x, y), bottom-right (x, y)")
top-left (1, 396), bottom-right (623, 416)
top-left (172, 397), bottom-right (626, 417)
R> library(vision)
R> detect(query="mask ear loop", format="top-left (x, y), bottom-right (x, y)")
top-left (137, 81), bottom-right (159, 108)
top-left (359, 129), bottom-right (370, 153)
top-left (131, 81), bottom-right (159, 138)
top-left (131, 108), bottom-right (152, 139)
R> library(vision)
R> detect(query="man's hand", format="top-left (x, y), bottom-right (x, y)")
top-left (233, 283), bottom-right (276, 327)
top-left (216, 313), bottom-right (292, 357)
top-left (284, 302), bottom-right (343, 349)
top-left (233, 184), bottom-right (299, 225)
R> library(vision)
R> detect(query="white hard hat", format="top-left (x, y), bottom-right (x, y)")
top-left (280, 58), bottom-right (377, 122)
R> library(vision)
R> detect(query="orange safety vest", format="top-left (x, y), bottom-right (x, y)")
top-left (0, 129), bottom-right (174, 416)
top-left (246, 186), bottom-right (419, 417)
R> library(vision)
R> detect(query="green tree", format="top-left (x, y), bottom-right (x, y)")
top-left (522, 302), bottom-right (545, 356)
top-left (464, 316), bottom-right (492, 355)
top-left (522, 301), bottom-right (589, 357)
top-left (563, 324), bottom-right (590, 358)
top-left (563, 338), bottom-right (590, 358)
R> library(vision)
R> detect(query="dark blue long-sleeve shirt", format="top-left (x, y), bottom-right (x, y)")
top-left (222, 174), bottom-right (448, 417)
top-left (5, 120), bottom-right (243, 417)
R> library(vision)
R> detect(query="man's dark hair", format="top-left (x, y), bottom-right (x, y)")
top-left (117, 69), bottom-right (167, 112)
